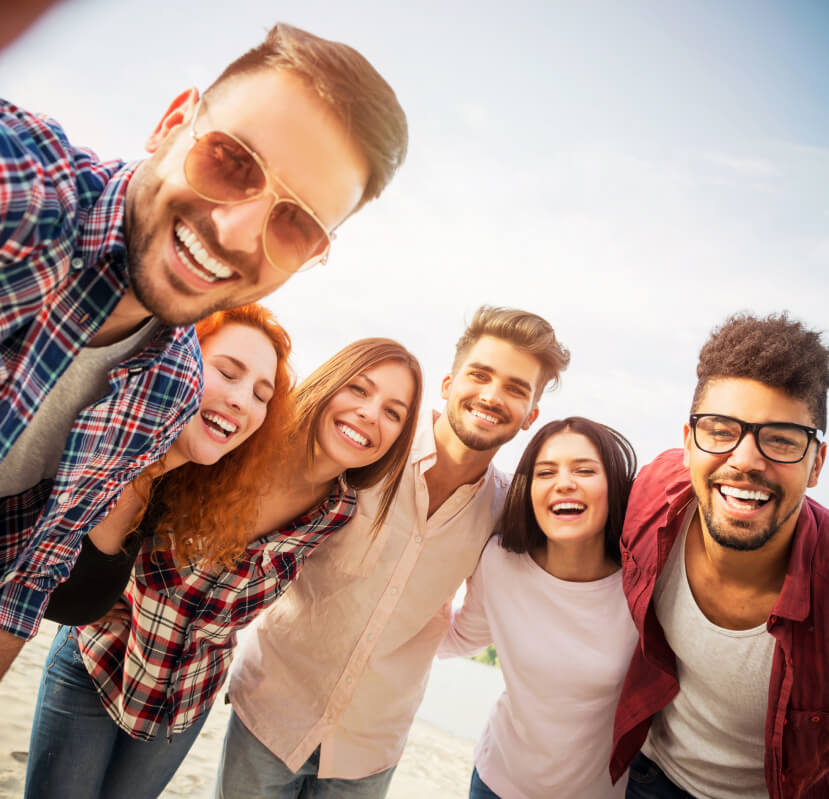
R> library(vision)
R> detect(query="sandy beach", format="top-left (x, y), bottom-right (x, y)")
top-left (0, 621), bottom-right (505, 798)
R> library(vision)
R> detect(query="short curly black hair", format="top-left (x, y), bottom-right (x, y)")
top-left (691, 312), bottom-right (829, 431)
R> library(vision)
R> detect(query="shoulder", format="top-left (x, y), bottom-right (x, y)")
top-left (1, 100), bottom-right (117, 275)
top-left (0, 100), bottom-right (109, 199)
top-left (488, 464), bottom-right (511, 497)
top-left (623, 449), bottom-right (690, 547)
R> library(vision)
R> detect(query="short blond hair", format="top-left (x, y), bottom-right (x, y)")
top-left (452, 306), bottom-right (571, 398)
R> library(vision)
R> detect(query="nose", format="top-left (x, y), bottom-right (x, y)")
top-left (356, 399), bottom-right (380, 424)
top-left (224, 382), bottom-right (248, 414)
top-left (727, 430), bottom-right (767, 473)
top-left (209, 195), bottom-right (271, 255)
top-left (554, 470), bottom-right (577, 491)
top-left (478, 382), bottom-right (505, 409)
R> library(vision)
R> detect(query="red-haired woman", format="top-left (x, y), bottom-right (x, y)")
top-left (25, 311), bottom-right (422, 799)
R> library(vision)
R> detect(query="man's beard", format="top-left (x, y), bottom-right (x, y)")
top-left (698, 473), bottom-right (796, 551)
top-left (125, 200), bottom-right (233, 328)
top-left (446, 403), bottom-right (518, 452)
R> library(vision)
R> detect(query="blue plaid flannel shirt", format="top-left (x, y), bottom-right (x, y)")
top-left (0, 99), bottom-right (203, 640)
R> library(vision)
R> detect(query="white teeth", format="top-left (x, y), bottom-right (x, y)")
top-left (175, 223), bottom-right (233, 280)
top-left (720, 485), bottom-right (770, 502)
top-left (202, 411), bottom-right (238, 437)
top-left (552, 502), bottom-right (586, 512)
top-left (470, 408), bottom-right (499, 424)
top-left (337, 423), bottom-right (369, 447)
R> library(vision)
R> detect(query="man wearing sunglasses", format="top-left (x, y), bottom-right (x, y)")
top-left (611, 313), bottom-right (828, 799)
top-left (0, 23), bottom-right (407, 680)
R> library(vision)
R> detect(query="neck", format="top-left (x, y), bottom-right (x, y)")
top-left (694, 511), bottom-right (792, 593)
top-left (251, 435), bottom-right (339, 539)
top-left (87, 289), bottom-right (152, 347)
top-left (532, 535), bottom-right (617, 582)
top-left (429, 413), bottom-right (496, 488)
top-left (284, 434), bottom-right (343, 499)
top-left (423, 413), bottom-right (498, 518)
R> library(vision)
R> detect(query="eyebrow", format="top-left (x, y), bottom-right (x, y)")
top-left (216, 354), bottom-right (275, 392)
top-left (356, 373), bottom-right (410, 410)
top-left (466, 362), bottom-right (533, 394)
top-left (534, 458), bottom-right (601, 467)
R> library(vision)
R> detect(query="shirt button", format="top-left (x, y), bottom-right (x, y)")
top-left (769, 615), bottom-right (777, 625)
top-left (346, 676), bottom-right (353, 684)
top-left (390, 587), bottom-right (398, 595)
top-left (56, 491), bottom-right (71, 504)
top-left (327, 716), bottom-right (334, 724)
top-left (367, 633), bottom-right (374, 641)
top-left (70, 257), bottom-right (84, 270)
top-left (810, 715), bottom-right (821, 723)
top-left (414, 536), bottom-right (422, 544)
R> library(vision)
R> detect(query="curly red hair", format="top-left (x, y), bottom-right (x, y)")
top-left (139, 304), bottom-right (294, 569)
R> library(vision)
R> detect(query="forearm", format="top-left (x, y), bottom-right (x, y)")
top-left (87, 483), bottom-right (145, 555)
top-left (0, 629), bottom-right (25, 681)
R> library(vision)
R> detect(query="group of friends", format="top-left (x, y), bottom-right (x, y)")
top-left (1, 20), bottom-right (827, 799)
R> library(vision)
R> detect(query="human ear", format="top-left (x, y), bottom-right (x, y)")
top-left (807, 441), bottom-right (826, 488)
top-left (521, 405), bottom-right (540, 431)
top-left (440, 373), bottom-right (453, 401)
top-left (682, 423), bottom-right (692, 467)
top-left (145, 88), bottom-right (200, 153)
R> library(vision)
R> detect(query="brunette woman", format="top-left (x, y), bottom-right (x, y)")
top-left (439, 417), bottom-right (638, 799)
top-left (26, 316), bottom-right (422, 799)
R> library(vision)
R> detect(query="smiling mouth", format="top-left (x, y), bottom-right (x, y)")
top-left (202, 411), bottom-right (239, 439)
top-left (469, 407), bottom-right (502, 425)
top-left (551, 501), bottom-right (586, 516)
top-left (716, 484), bottom-right (773, 511)
top-left (174, 222), bottom-right (236, 283)
top-left (337, 422), bottom-right (370, 447)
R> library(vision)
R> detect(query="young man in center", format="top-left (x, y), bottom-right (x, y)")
top-left (215, 305), bottom-right (571, 798)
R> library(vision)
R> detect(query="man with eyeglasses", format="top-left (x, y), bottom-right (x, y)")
top-left (0, 23), bottom-right (407, 680)
top-left (611, 313), bottom-right (828, 799)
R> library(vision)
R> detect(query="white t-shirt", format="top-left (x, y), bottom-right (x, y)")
top-left (439, 536), bottom-right (639, 799)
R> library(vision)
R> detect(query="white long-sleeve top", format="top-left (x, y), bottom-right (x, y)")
top-left (438, 536), bottom-right (638, 799)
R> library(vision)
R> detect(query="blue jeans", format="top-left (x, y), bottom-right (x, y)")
top-left (625, 753), bottom-right (697, 799)
top-left (25, 624), bottom-right (208, 799)
top-left (469, 765), bottom-right (500, 798)
top-left (214, 708), bottom-right (397, 799)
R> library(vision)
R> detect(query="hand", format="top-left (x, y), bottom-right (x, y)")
top-left (95, 597), bottom-right (131, 626)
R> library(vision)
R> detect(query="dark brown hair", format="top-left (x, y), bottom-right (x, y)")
top-left (692, 312), bottom-right (829, 431)
top-left (452, 306), bottom-right (571, 399)
top-left (207, 22), bottom-right (407, 209)
top-left (497, 417), bottom-right (637, 564)
top-left (293, 338), bottom-right (423, 532)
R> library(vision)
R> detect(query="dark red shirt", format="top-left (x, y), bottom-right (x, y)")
top-left (611, 449), bottom-right (829, 798)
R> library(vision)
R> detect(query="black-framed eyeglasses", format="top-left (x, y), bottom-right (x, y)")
top-left (689, 414), bottom-right (824, 464)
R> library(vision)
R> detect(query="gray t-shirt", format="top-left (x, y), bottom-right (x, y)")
top-left (642, 503), bottom-right (774, 799)
top-left (0, 319), bottom-right (159, 497)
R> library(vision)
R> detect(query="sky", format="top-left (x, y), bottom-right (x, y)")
top-left (2, 0), bottom-right (828, 505)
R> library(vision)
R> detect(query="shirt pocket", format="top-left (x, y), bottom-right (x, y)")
top-left (783, 709), bottom-right (829, 792)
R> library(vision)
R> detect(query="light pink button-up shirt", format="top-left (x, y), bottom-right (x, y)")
top-left (228, 412), bottom-right (509, 778)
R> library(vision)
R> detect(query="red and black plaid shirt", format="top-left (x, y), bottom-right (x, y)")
top-left (611, 449), bottom-right (829, 798)
top-left (77, 479), bottom-right (356, 741)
